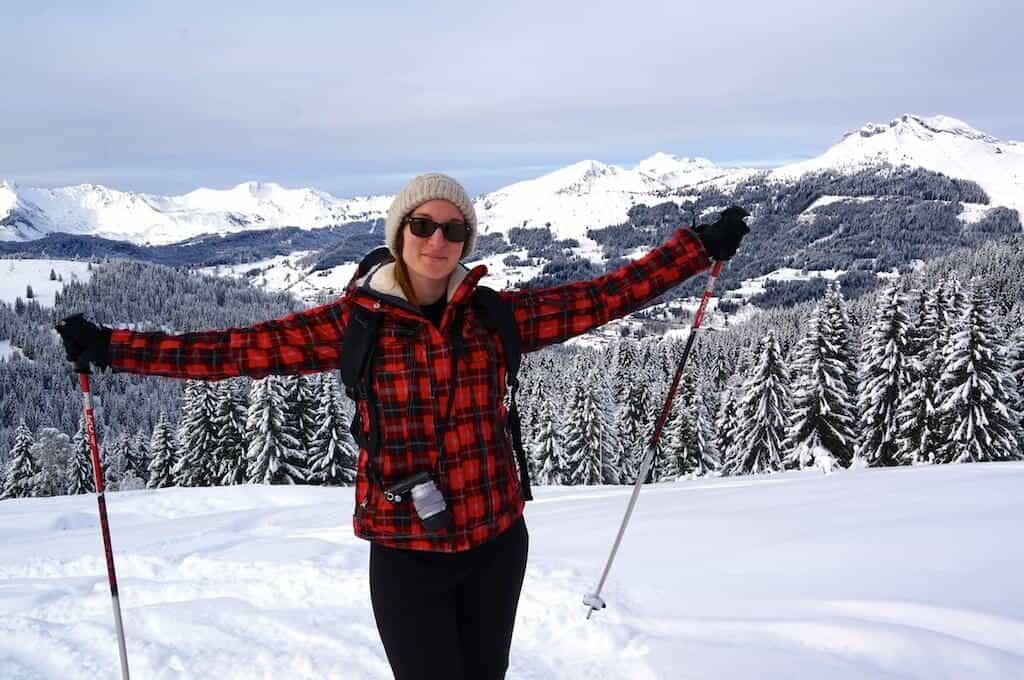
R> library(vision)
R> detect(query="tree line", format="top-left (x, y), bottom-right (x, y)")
top-left (2, 373), bottom-right (357, 499)
top-left (4, 270), bottom-right (1021, 500)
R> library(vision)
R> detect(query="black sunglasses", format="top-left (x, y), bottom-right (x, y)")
top-left (403, 216), bottom-right (471, 243)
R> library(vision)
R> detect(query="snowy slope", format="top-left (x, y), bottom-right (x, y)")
top-left (773, 114), bottom-right (1024, 217)
top-left (0, 180), bottom-right (391, 246)
top-left (1, 463), bottom-right (1022, 679)
top-left (474, 156), bottom-right (751, 243)
top-left (0, 340), bottom-right (24, 361)
top-left (199, 254), bottom-right (360, 304)
top-left (0, 259), bottom-right (92, 306)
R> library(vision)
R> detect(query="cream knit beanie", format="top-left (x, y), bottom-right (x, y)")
top-left (384, 173), bottom-right (477, 259)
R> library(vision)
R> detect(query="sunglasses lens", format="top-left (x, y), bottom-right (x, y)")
top-left (407, 217), bottom-right (437, 238)
top-left (442, 222), bottom-right (469, 243)
top-left (406, 217), bottom-right (469, 243)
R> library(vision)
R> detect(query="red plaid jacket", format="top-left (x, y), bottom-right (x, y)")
top-left (110, 228), bottom-right (711, 551)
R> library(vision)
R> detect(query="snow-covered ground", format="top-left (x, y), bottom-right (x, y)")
top-left (726, 266), bottom-right (846, 301)
top-left (0, 259), bottom-right (92, 307)
top-left (0, 339), bottom-right (23, 361)
top-left (199, 253), bottom-right (359, 304)
top-left (2, 463), bottom-right (1022, 679)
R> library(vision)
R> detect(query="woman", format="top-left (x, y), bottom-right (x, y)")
top-left (57, 172), bottom-right (748, 680)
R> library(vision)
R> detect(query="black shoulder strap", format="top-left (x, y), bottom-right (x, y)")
top-left (340, 305), bottom-right (382, 397)
top-left (472, 286), bottom-right (532, 501)
top-left (339, 246), bottom-right (393, 479)
top-left (339, 304), bottom-right (384, 483)
top-left (345, 246), bottom-right (394, 291)
top-left (472, 287), bottom-right (521, 380)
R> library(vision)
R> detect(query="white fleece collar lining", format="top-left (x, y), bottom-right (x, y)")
top-left (358, 261), bottom-right (470, 304)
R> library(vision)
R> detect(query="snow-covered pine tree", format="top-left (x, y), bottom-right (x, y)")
top-left (283, 375), bottom-right (318, 482)
top-left (611, 337), bottom-right (640, 403)
top-left (147, 412), bottom-right (178, 489)
top-left (726, 332), bottom-right (791, 475)
top-left (211, 379), bottom-right (248, 485)
top-left (532, 397), bottom-right (564, 485)
top-left (518, 374), bottom-right (546, 479)
top-left (103, 432), bottom-right (134, 492)
top-left (616, 378), bottom-right (651, 484)
top-left (895, 288), bottom-right (943, 465)
top-left (823, 282), bottom-right (859, 400)
top-left (560, 375), bottom-right (604, 486)
top-left (30, 428), bottom-right (73, 497)
top-left (934, 287), bottom-right (1021, 463)
top-left (689, 373), bottom-right (720, 475)
top-left (720, 346), bottom-right (761, 473)
top-left (784, 301), bottom-right (856, 471)
top-left (130, 429), bottom-right (151, 485)
top-left (655, 402), bottom-right (692, 481)
top-left (1006, 325), bottom-right (1024, 454)
top-left (715, 380), bottom-right (743, 474)
top-left (1, 420), bottom-right (38, 500)
top-left (638, 337), bottom-right (668, 388)
top-left (939, 275), bottom-right (967, 347)
top-left (856, 283), bottom-right (913, 467)
top-left (308, 373), bottom-right (357, 485)
top-left (245, 376), bottom-right (306, 484)
top-left (67, 418), bottom-right (96, 495)
top-left (594, 368), bottom-right (622, 484)
top-left (653, 371), bottom-right (703, 480)
top-left (173, 380), bottom-right (220, 486)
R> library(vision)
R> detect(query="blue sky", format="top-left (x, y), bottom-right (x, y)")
top-left (2, 0), bottom-right (1021, 197)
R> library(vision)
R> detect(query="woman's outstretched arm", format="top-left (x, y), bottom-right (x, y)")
top-left (105, 297), bottom-right (352, 381)
top-left (502, 228), bottom-right (712, 353)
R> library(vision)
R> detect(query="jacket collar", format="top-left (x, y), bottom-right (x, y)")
top-left (356, 260), bottom-right (488, 310)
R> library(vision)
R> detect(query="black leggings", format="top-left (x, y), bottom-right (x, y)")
top-left (369, 517), bottom-right (529, 680)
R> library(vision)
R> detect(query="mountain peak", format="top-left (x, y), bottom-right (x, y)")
top-left (560, 159), bottom-right (615, 179)
top-left (636, 152), bottom-right (715, 166)
top-left (773, 113), bottom-right (1024, 216)
top-left (229, 180), bottom-right (288, 199)
top-left (849, 113), bottom-right (999, 145)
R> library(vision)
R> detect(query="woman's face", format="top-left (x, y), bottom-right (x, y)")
top-left (400, 199), bottom-right (467, 283)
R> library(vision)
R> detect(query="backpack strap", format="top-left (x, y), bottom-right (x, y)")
top-left (472, 287), bottom-right (533, 501)
top-left (345, 246), bottom-right (394, 291)
top-left (339, 304), bottom-right (384, 485)
top-left (339, 246), bottom-right (396, 485)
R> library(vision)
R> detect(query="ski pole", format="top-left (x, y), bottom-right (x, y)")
top-left (75, 362), bottom-right (131, 679)
top-left (584, 259), bottom-right (724, 620)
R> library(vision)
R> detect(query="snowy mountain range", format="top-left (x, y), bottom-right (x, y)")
top-left (3, 114), bottom-right (1020, 248)
top-left (0, 181), bottom-right (391, 245)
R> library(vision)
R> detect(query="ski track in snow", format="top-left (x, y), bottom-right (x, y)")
top-left (2, 466), bottom-right (1024, 678)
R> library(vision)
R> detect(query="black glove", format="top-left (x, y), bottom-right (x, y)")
top-left (56, 314), bottom-right (112, 371)
top-left (694, 205), bottom-right (750, 261)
